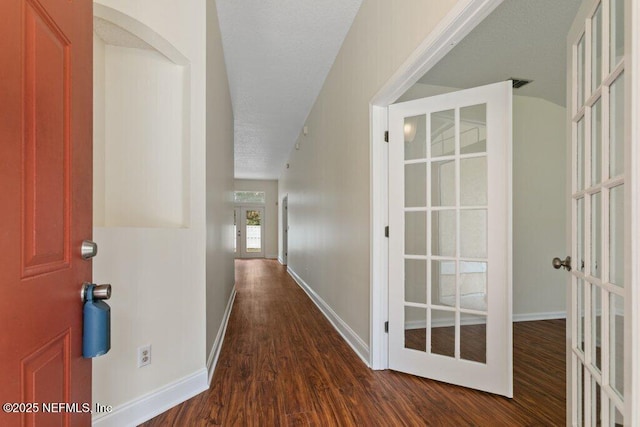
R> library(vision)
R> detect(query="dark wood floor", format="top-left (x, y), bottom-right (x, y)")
top-left (141, 259), bottom-right (565, 426)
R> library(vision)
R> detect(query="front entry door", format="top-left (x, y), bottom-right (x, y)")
top-left (0, 0), bottom-right (93, 425)
top-left (566, 0), bottom-right (630, 424)
top-left (388, 81), bottom-right (513, 397)
top-left (282, 196), bottom-right (288, 265)
top-left (235, 207), bottom-right (265, 259)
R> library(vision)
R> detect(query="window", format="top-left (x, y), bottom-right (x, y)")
top-left (234, 191), bottom-right (265, 204)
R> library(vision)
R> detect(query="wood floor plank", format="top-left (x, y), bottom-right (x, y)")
top-left (140, 259), bottom-right (566, 426)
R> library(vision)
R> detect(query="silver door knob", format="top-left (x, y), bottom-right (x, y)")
top-left (552, 256), bottom-right (572, 271)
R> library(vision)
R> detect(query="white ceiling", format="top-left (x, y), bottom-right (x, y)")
top-left (216, 0), bottom-right (362, 179)
top-left (418, 0), bottom-right (583, 106)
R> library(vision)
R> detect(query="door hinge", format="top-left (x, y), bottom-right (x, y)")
top-left (384, 226), bottom-right (389, 238)
top-left (384, 321), bottom-right (389, 333)
top-left (384, 131), bottom-right (389, 142)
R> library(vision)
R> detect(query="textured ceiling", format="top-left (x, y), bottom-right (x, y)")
top-left (419, 0), bottom-right (583, 106)
top-left (216, 0), bottom-right (362, 179)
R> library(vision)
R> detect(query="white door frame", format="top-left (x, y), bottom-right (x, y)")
top-left (370, 7), bottom-right (639, 422)
top-left (631, 3), bottom-right (640, 426)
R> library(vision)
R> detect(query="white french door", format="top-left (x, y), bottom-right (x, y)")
top-left (234, 206), bottom-right (265, 259)
top-left (388, 81), bottom-right (513, 397)
top-left (567, 0), bottom-right (631, 424)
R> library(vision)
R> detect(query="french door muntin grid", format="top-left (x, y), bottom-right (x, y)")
top-left (571, 0), bottom-right (626, 424)
top-left (404, 106), bottom-right (489, 361)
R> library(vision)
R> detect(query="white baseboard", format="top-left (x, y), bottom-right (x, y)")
top-left (266, 253), bottom-right (278, 260)
top-left (207, 288), bottom-right (237, 384)
top-left (287, 267), bottom-right (370, 366)
top-left (513, 311), bottom-right (566, 322)
top-left (92, 369), bottom-right (208, 427)
top-left (277, 256), bottom-right (284, 265)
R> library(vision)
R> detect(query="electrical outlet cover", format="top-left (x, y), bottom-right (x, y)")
top-left (138, 345), bottom-right (151, 368)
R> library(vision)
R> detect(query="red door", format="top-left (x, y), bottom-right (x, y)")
top-left (0, 0), bottom-right (93, 425)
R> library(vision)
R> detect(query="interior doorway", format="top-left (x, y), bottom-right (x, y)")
top-left (371, 0), bottom-right (634, 424)
top-left (234, 206), bottom-right (266, 259)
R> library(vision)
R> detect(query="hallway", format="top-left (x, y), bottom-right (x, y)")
top-left (142, 259), bottom-right (565, 426)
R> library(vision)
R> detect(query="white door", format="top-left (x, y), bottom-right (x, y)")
top-left (235, 206), bottom-right (265, 258)
top-left (566, 0), bottom-right (630, 424)
top-left (234, 207), bottom-right (241, 257)
top-left (282, 196), bottom-right (288, 265)
top-left (388, 81), bottom-right (513, 397)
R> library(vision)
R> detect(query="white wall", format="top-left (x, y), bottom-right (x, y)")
top-left (100, 46), bottom-right (188, 228)
top-left (278, 0), bottom-right (460, 354)
top-left (399, 83), bottom-right (567, 318)
top-left (92, 1), bottom-right (234, 425)
top-left (235, 179), bottom-right (278, 259)
top-left (205, 0), bottom-right (236, 380)
top-left (511, 95), bottom-right (567, 317)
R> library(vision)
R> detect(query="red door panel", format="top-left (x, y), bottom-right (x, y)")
top-left (0, 0), bottom-right (93, 425)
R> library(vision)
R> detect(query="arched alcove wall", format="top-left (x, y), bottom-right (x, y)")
top-left (93, 4), bottom-right (190, 228)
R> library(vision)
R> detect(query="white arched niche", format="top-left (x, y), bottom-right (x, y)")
top-left (93, 5), bottom-right (190, 228)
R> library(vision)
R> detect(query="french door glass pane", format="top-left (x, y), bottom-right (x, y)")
top-left (592, 284), bottom-right (602, 371)
top-left (577, 362), bottom-right (584, 426)
top-left (459, 261), bottom-right (487, 311)
top-left (405, 259), bottom-right (427, 304)
top-left (460, 210), bottom-right (487, 258)
top-left (577, 118), bottom-right (585, 191)
top-left (592, 192), bottom-right (601, 278)
top-left (610, 74), bottom-right (625, 178)
top-left (610, 185), bottom-right (624, 287)
top-left (592, 99), bottom-right (602, 186)
top-left (460, 314), bottom-right (486, 364)
top-left (431, 110), bottom-right (455, 157)
top-left (610, 0), bottom-right (624, 68)
top-left (460, 104), bottom-right (486, 155)
top-left (405, 212), bottom-right (427, 256)
top-left (431, 160), bottom-right (455, 207)
top-left (591, 4), bottom-right (603, 91)
top-left (432, 210), bottom-right (456, 257)
top-left (405, 163), bottom-right (427, 208)
top-left (245, 210), bottom-right (262, 253)
top-left (577, 197), bottom-right (585, 272)
top-left (612, 405), bottom-right (624, 426)
top-left (234, 210), bottom-right (237, 253)
top-left (404, 306), bottom-right (426, 352)
top-left (577, 35), bottom-right (586, 108)
top-left (577, 279), bottom-right (585, 353)
top-left (460, 156), bottom-right (487, 206)
top-left (431, 260), bottom-right (455, 307)
top-left (405, 115), bottom-right (426, 160)
top-left (592, 381), bottom-right (602, 425)
top-left (430, 309), bottom-right (455, 357)
top-left (610, 293), bottom-right (624, 399)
